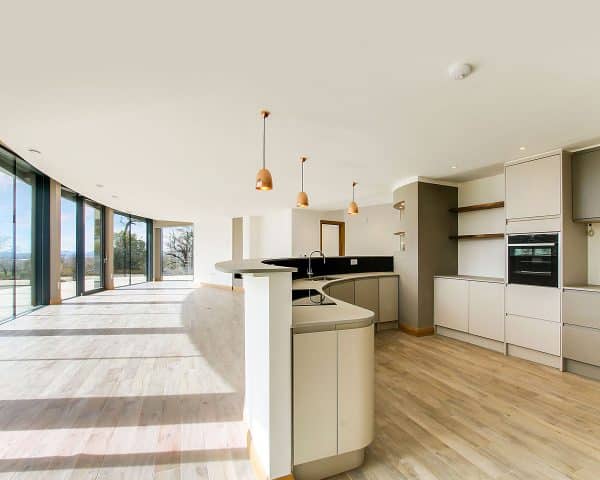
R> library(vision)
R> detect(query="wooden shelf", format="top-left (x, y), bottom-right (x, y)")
top-left (393, 201), bottom-right (405, 210)
top-left (393, 231), bottom-right (406, 236)
top-left (449, 201), bottom-right (504, 213)
top-left (449, 233), bottom-right (504, 240)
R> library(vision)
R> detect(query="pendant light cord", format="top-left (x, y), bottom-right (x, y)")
top-left (301, 161), bottom-right (304, 191)
top-left (262, 114), bottom-right (266, 169)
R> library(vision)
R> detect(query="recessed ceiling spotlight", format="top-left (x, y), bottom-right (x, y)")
top-left (519, 146), bottom-right (526, 151)
top-left (451, 165), bottom-right (457, 169)
top-left (448, 63), bottom-right (473, 80)
top-left (27, 148), bottom-right (42, 154)
top-left (96, 183), bottom-right (104, 188)
top-left (112, 194), bottom-right (118, 199)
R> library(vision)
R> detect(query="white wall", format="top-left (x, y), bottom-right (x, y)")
top-left (193, 215), bottom-right (233, 287)
top-left (291, 208), bottom-right (342, 257)
top-left (344, 203), bottom-right (399, 256)
top-left (457, 174), bottom-right (505, 278)
top-left (243, 209), bottom-right (293, 259)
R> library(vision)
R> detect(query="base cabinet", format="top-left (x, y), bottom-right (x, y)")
top-left (354, 279), bottom-right (379, 323)
top-left (434, 277), bottom-right (504, 341)
top-left (293, 325), bottom-right (374, 467)
top-left (378, 277), bottom-right (399, 324)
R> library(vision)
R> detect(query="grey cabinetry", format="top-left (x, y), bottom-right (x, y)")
top-left (378, 277), bottom-right (398, 323)
top-left (328, 281), bottom-right (355, 305)
top-left (354, 278), bottom-right (379, 323)
top-left (572, 148), bottom-right (600, 221)
top-left (563, 289), bottom-right (600, 367)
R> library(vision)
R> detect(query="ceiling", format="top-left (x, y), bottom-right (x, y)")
top-left (2, 0), bottom-right (600, 221)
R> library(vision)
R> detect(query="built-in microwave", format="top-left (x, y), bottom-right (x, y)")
top-left (507, 233), bottom-right (559, 288)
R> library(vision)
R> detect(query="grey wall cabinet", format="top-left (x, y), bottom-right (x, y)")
top-left (572, 148), bottom-right (600, 222)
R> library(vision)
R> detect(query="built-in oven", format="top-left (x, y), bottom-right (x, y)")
top-left (507, 233), bottom-right (559, 287)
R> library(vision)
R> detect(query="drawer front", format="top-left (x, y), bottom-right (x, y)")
top-left (506, 284), bottom-right (561, 322)
top-left (563, 290), bottom-right (600, 329)
top-left (506, 217), bottom-right (561, 234)
top-left (506, 314), bottom-right (561, 355)
top-left (563, 324), bottom-right (600, 367)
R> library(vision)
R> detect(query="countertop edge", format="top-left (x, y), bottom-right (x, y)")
top-left (215, 259), bottom-right (297, 274)
top-left (433, 274), bottom-right (505, 284)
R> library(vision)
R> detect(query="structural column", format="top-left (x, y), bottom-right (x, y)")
top-left (48, 179), bottom-right (62, 304)
top-left (104, 207), bottom-right (114, 289)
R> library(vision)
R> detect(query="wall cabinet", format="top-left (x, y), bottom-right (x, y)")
top-left (505, 154), bottom-right (562, 220)
top-left (572, 147), bottom-right (600, 222)
top-left (293, 326), bottom-right (374, 466)
top-left (354, 278), bottom-right (379, 323)
top-left (434, 277), bottom-right (504, 341)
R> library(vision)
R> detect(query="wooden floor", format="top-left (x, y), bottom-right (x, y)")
top-left (0, 282), bottom-right (252, 479)
top-left (1, 285), bottom-right (600, 479)
top-left (334, 330), bottom-right (600, 480)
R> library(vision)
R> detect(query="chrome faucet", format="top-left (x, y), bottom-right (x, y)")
top-left (307, 250), bottom-right (326, 279)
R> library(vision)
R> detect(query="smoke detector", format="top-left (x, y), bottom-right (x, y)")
top-left (448, 63), bottom-right (473, 80)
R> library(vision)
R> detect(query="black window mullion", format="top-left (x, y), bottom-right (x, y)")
top-left (75, 196), bottom-right (85, 296)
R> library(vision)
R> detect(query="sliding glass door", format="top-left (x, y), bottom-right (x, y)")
top-left (84, 201), bottom-right (104, 293)
top-left (0, 147), bottom-right (43, 321)
top-left (113, 212), bottom-right (150, 287)
top-left (60, 190), bottom-right (77, 300)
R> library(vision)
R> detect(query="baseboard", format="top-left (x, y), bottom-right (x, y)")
top-left (436, 326), bottom-right (505, 353)
top-left (247, 431), bottom-right (294, 480)
top-left (398, 323), bottom-right (434, 337)
top-left (200, 282), bottom-right (244, 293)
top-left (507, 344), bottom-right (561, 369)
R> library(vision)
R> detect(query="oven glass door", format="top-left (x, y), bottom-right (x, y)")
top-left (508, 242), bottom-right (558, 287)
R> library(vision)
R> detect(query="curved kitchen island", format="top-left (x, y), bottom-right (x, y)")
top-left (215, 258), bottom-right (398, 480)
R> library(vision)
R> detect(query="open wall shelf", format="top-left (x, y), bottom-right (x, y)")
top-left (393, 201), bottom-right (405, 210)
top-left (449, 233), bottom-right (504, 240)
top-left (449, 201), bottom-right (504, 213)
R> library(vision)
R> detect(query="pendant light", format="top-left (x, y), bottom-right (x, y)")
top-left (296, 156), bottom-right (309, 208)
top-left (255, 110), bottom-right (273, 191)
top-left (347, 181), bottom-right (359, 215)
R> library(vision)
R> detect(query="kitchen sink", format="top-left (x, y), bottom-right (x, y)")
top-left (309, 275), bottom-right (339, 281)
top-left (292, 288), bottom-right (336, 306)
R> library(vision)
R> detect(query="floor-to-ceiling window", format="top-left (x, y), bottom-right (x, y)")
top-left (84, 201), bottom-right (104, 293)
top-left (60, 190), bottom-right (77, 300)
top-left (161, 226), bottom-right (193, 280)
top-left (113, 212), bottom-right (151, 287)
top-left (0, 146), bottom-right (45, 321)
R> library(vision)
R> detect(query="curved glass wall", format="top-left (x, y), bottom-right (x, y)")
top-left (84, 201), bottom-right (104, 293)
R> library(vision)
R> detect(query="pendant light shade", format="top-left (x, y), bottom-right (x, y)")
top-left (256, 110), bottom-right (273, 191)
top-left (296, 156), bottom-right (309, 208)
top-left (347, 181), bottom-right (359, 215)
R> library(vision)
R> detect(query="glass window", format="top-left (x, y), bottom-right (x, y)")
top-left (161, 226), bottom-right (193, 280)
top-left (60, 190), bottom-right (77, 300)
top-left (15, 168), bottom-right (34, 315)
top-left (84, 202), bottom-right (103, 292)
top-left (0, 151), bottom-right (14, 321)
top-left (113, 212), bottom-right (148, 287)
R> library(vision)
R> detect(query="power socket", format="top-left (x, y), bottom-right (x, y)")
top-left (350, 258), bottom-right (358, 266)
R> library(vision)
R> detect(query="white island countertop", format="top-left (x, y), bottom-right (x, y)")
top-left (292, 272), bottom-right (398, 332)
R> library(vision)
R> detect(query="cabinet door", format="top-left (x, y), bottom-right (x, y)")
top-left (354, 278), bottom-right (379, 322)
top-left (572, 148), bottom-right (600, 221)
top-left (378, 276), bottom-right (398, 323)
top-left (505, 284), bottom-right (560, 323)
top-left (328, 280), bottom-right (355, 304)
top-left (293, 331), bottom-right (338, 465)
top-left (338, 325), bottom-right (374, 454)
top-left (434, 278), bottom-right (468, 332)
top-left (505, 154), bottom-right (561, 220)
top-left (468, 281), bottom-right (504, 341)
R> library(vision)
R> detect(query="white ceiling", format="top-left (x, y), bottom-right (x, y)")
top-left (2, 1), bottom-right (600, 221)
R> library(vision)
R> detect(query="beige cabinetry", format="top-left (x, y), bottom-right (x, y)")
top-left (434, 277), bottom-right (469, 332)
top-left (293, 325), bottom-right (374, 467)
top-left (354, 278), bottom-right (379, 323)
top-left (337, 326), bottom-right (374, 454)
top-left (563, 289), bottom-right (600, 368)
top-left (378, 276), bottom-right (399, 324)
top-left (468, 281), bottom-right (504, 341)
top-left (505, 284), bottom-right (561, 355)
top-left (434, 276), bottom-right (504, 342)
top-left (505, 154), bottom-right (562, 220)
top-left (328, 280), bottom-right (355, 305)
top-left (293, 331), bottom-right (338, 465)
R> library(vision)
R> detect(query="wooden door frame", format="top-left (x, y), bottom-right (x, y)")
top-left (320, 220), bottom-right (345, 256)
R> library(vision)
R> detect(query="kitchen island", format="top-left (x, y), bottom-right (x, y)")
top-left (215, 258), bottom-right (398, 480)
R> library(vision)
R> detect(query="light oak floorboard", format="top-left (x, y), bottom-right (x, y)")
top-left (333, 330), bottom-right (600, 480)
top-left (0, 282), bottom-right (253, 480)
